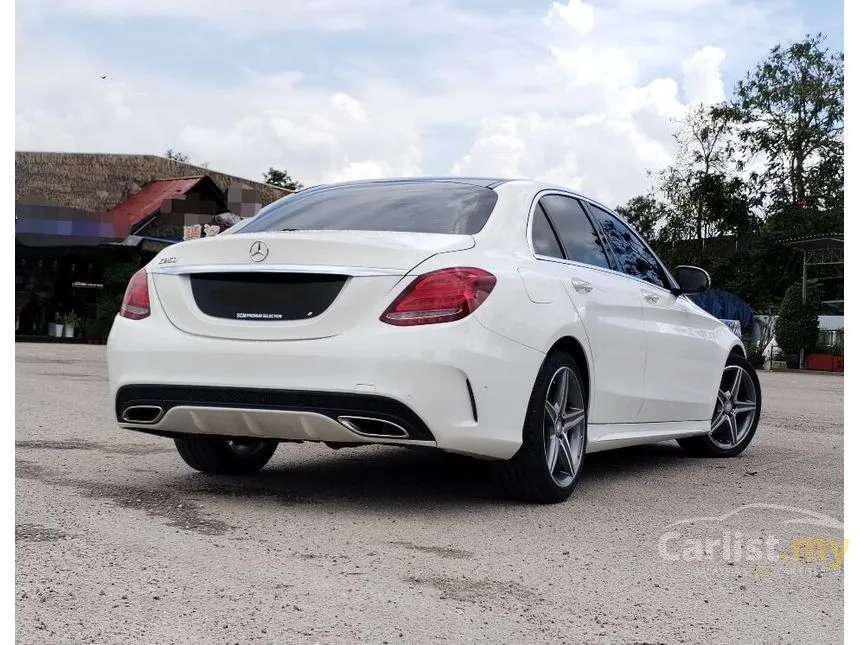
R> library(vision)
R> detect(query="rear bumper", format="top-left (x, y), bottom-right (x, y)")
top-left (116, 384), bottom-right (435, 441)
top-left (107, 312), bottom-right (545, 459)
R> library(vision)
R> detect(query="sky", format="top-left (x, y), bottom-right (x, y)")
top-left (15, 0), bottom-right (844, 207)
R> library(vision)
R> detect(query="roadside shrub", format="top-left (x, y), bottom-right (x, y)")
top-left (774, 284), bottom-right (821, 356)
top-left (98, 262), bottom-right (139, 319)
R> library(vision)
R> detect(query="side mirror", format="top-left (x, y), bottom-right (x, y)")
top-left (673, 265), bottom-right (711, 295)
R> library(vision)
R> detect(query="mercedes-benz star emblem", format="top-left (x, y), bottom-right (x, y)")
top-left (249, 240), bottom-right (269, 262)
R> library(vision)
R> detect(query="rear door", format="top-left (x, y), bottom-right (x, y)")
top-left (586, 203), bottom-right (725, 422)
top-left (533, 194), bottom-right (648, 424)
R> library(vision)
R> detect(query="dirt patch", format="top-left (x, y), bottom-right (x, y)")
top-left (73, 482), bottom-right (233, 535)
top-left (16, 439), bottom-right (172, 456)
top-left (15, 523), bottom-right (70, 542)
top-left (389, 540), bottom-right (473, 560)
top-left (177, 478), bottom-right (312, 504)
top-left (15, 460), bottom-right (53, 481)
top-left (14, 459), bottom-right (232, 536)
top-left (407, 574), bottom-right (537, 605)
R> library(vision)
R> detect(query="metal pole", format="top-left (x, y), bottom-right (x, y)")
top-left (801, 251), bottom-right (808, 304)
top-left (800, 252), bottom-right (808, 369)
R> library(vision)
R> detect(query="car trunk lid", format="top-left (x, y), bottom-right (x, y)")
top-left (148, 230), bottom-right (474, 341)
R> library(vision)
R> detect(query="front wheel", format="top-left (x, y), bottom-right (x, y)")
top-left (174, 435), bottom-right (278, 474)
top-left (678, 353), bottom-right (762, 457)
top-left (498, 352), bottom-right (588, 504)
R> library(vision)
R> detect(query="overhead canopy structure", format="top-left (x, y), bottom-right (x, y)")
top-left (784, 234), bottom-right (844, 366)
top-left (785, 234), bottom-right (843, 262)
top-left (784, 234), bottom-right (844, 300)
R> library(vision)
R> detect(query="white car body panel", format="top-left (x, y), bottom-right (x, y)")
top-left (637, 289), bottom-right (739, 422)
top-left (108, 302), bottom-right (544, 460)
top-left (107, 178), bottom-right (743, 461)
top-left (534, 257), bottom-right (649, 424)
top-left (585, 420), bottom-right (711, 453)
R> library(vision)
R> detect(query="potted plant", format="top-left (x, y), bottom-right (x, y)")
top-left (50, 313), bottom-right (64, 338)
top-left (63, 312), bottom-right (79, 338)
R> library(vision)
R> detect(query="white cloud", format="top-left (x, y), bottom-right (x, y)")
top-left (31, 0), bottom-right (408, 34)
top-left (544, 0), bottom-right (596, 36)
top-left (549, 44), bottom-right (639, 88)
top-left (683, 46), bottom-right (727, 104)
top-left (451, 41), bottom-right (717, 205)
top-left (330, 93), bottom-right (368, 123)
top-left (322, 161), bottom-right (386, 183)
top-left (452, 116), bottom-right (530, 178)
top-left (15, 0), bottom-right (807, 204)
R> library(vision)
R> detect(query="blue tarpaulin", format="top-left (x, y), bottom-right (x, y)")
top-left (691, 290), bottom-right (754, 331)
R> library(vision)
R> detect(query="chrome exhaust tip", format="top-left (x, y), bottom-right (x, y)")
top-left (337, 415), bottom-right (410, 439)
top-left (121, 405), bottom-right (165, 425)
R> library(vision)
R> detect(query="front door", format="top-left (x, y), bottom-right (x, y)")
top-left (637, 288), bottom-right (728, 422)
top-left (585, 203), bottom-right (722, 423)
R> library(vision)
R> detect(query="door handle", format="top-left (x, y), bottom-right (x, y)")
top-left (570, 278), bottom-right (593, 293)
top-left (642, 291), bottom-right (660, 304)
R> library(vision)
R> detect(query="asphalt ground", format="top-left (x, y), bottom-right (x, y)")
top-left (15, 343), bottom-right (844, 644)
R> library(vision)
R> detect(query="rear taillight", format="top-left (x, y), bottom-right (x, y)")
top-left (119, 268), bottom-right (151, 320)
top-left (380, 267), bottom-right (496, 326)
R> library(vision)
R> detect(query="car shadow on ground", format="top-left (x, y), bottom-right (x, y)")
top-left (163, 441), bottom-right (696, 510)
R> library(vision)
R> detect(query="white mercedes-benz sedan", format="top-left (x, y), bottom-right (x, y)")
top-left (107, 177), bottom-right (762, 503)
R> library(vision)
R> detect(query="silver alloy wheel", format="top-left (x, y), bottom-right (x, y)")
top-left (543, 366), bottom-right (587, 487)
top-left (709, 364), bottom-right (758, 449)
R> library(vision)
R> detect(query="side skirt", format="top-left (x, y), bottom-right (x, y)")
top-left (585, 420), bottom-right (710, 454)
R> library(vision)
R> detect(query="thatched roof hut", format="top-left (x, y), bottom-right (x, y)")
top-left (15, 151), bottom-right (291, 212)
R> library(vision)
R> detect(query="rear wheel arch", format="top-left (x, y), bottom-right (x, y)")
top-left (546, 336), bottom-right (591, 412)
top-left (500, 348), bottom-right (588, 503)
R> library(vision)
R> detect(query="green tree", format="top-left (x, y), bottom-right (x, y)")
top-left (263, 168), bottom-right (304, 191)
top-left (774, 283), bottom-right (821, 356)
top-left (615, 193), bottom-right (666, 245)
top-left (689, 173), bottom-right (757, 239)
top-left (658, 103), bottom-right (747, 255)
top-left (727, 33), bottom-right (843, 237)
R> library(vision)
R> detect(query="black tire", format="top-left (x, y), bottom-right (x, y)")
top-left (174, 435), bottom-right (278, 474)
top-left (498, 352), bottom-right (588, 504)
top-left (678, 353), bottom-right (762, 458)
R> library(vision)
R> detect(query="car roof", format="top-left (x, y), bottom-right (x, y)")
top-left (298, 176), bottom-right (511, 191)
top-left (296, 176), bottom-right (605, 204)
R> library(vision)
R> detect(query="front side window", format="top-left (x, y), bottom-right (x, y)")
top-left (236, 181), bottom-right (499, 235)
top-left (588, 205), bottom-right (670, 289)
top-left (538, 195), bottom-right (610, 269)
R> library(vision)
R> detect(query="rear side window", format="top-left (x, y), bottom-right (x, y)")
top-left (588, 205), bottom-right (671, 289)
top-left (236, 182), bottom-right (499, 235)
top-left (539, 195), bottom-right (610, 269)
top-left (531, 206), bottom-right (565, 259)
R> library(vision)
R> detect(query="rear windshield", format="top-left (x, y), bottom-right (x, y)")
top-left (235, 181), bottom-right (499, 236)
